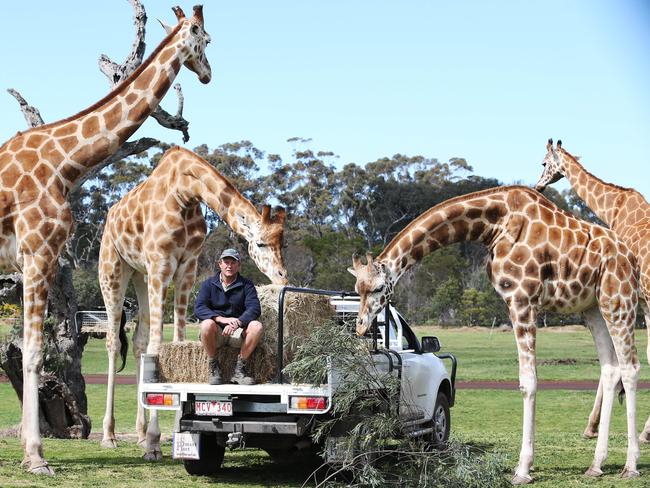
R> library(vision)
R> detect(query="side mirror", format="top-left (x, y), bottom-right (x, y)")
top-left (421, 336), bottom-right (441, 353)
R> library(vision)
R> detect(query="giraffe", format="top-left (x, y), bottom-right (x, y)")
top-left (536, 138), bottom-right (650, 440)
top-left (348, 185), bottom-right (640, 484)
top-left (98, 146), bottom-right (288, 458)
top-left (0, 5), bottom-right (211, 475)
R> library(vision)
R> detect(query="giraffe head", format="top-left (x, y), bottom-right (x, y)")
top-left (535, 138), bottom-right (566, 192)
top-left (163, 5), bottom-right (212, 84)
top-left (348, 252), bottom-right (394, 336)
top-left (245, 205), bottom-right (289, 285)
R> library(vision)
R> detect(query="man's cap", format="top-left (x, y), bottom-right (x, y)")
top-left (219, 248), bottom-right (241, 261)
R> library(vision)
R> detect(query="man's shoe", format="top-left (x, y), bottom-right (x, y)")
top-left (208, 358), bottom-right (223, 385)
top-left (231, 357), bottom-right (255, 385)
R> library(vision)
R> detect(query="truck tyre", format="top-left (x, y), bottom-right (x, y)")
top-left (427, 392), bottom-right (450, 449)
top-left (183, 433), bottom-right (225, 476)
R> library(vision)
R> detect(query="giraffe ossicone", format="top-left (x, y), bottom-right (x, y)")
top-left (0, 4), bottom-right (212, 474)
top-left (350, 185), bottom-right (640, 483)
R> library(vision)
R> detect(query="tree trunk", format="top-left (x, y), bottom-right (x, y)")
top-left (0, 259), bottom-right (91, 439)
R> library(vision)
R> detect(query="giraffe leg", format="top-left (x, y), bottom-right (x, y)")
top-left (638, 303), bottom-right (650, 443)
top-left (582, 307), bottom-right (619, 477)
top-left (132, 273), bottom-right (151, 447)
top-left (172, 258), bottom-right (197, 342)
top-left (510, 306), bottom-right (537, 485)
top-left (99, 246), bottom-right (133, 449)
top-left (595, 302), bottom-right (640, 479)
top-left (20, 254), bottom-right (55, 475)
top-left (142, 265), bottom-right (171, 461)
top-left (583, 380), bottom-right (602, 439)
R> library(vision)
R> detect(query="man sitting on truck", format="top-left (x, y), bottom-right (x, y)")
top-left (194, 248), bottom-right (263, 385)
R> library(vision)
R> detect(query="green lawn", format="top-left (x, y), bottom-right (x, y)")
top-left (416, 325), bottom-right (650, 382)
top-left (3, 325), bottom-right (650, 486)
top-left (1, 386), bottom-right (650, 487)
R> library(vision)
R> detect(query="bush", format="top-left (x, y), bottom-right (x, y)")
top-left (0, 303), bottom-right (20, 318)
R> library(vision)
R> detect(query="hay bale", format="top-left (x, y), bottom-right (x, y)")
top-left (158, 285), bottom-right (335, 384)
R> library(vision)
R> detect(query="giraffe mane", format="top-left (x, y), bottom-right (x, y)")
top-left (558, 146), bottom-right (638, 194)
top-left (378, 184), bottom-right (533, 259)
top-left (170, 146), bottom-right (259, 216)
top-left (1, 22), bottom-right (184, 141)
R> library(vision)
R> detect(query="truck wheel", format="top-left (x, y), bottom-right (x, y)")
top-left (183, 433), bottom-right (225, 476)
top-left (427, 392), bottom-right (450, 449)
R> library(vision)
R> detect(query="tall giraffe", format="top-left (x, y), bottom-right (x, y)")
top-left (348, 186), bottom-right (640, 484)
top-left (0, 5), bottom-right (211, 475)
top-left (99, 146), bottom-right (288, 458)
top-left (536, 139), bottom-right (650, 440)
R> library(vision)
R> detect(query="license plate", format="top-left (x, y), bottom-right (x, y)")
top-left (195, 400), bottom-right (233, 416)
top-left (172, 432), bottom-right (200, 460)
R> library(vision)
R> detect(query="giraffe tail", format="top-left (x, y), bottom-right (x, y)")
top-left (618, 380), bottom-right (625, 405)
top-left (116, 310), bottom-right (129, 373)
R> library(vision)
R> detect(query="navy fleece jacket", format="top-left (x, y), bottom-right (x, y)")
top-left (193, 273), bottom-right (261, 327)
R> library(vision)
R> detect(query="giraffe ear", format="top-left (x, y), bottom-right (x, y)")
top-left (158, 19), bottom-right (174, 35)
top-left (172, 6), bottom-right (186, 22)
top-left (347, 267), bottom-right (357, 277)
top-left (192, 5), bottom-right (205, 26)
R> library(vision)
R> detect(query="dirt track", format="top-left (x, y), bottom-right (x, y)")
top-left (3, 374), bottom-right (649, 390)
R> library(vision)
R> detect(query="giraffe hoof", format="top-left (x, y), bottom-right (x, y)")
top-left (29, 463), bottom-right (55, 476)
top-left (582, 429), bottom-right (598, 439)
top-left (101, 438), bottom-right (118, 449)
top-left (511, 473), bottom-right (533, 485)
top-left (143, 450), bottom-right (163, 462)
top-left (621, 467), bottom-right (640, 479)
top-left (584, 467), bottom-right (603, 478)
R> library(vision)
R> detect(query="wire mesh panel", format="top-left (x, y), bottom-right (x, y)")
top-left (75, 310), bottom-right (133, 336)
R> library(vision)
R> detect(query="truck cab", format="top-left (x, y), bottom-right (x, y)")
top-left (139, 287), bottom-right (457, 476)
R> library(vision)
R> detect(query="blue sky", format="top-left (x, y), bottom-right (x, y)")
top-left (1, 1), bottom-right (649, 197)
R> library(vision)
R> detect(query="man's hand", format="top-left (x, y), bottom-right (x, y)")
top-left (216, 316), bottom-right (242, 335)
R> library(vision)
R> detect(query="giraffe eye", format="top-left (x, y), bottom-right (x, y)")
top-left (373, 285), bottom-right (385, 293)
top-left (256, 242), bottom-right (268, 248)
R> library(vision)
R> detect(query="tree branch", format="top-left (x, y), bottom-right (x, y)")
top-left (98, 0), bottom-right (191, 142)
top-left (6, 89), bottom-right (44, 128)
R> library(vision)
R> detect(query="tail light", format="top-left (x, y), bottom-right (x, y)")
top-left (290, 396), bottom-right (328, 411)
top-left (145, 393), bottom-right (179, 407)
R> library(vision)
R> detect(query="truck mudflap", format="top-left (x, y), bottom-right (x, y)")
top-left (180, 415), bottom-right (312, 436)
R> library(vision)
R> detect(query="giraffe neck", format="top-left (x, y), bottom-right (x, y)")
top-left (175, 151), bottom-right (260, 240)
top-left (29, 24), bottom-right (187, 192)
top-left (377, 188), bottom-right (505, 281)
top-left (560, 150), bottom-right (627, 229)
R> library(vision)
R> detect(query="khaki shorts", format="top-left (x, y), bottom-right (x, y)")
top-left (216, 326), bottom-right (244, 349)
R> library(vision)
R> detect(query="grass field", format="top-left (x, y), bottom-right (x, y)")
top-left (2, 325), bottom-right (650, 486)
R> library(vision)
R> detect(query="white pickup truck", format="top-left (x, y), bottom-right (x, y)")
top-left (138, 287), bottom-right (457, 476)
